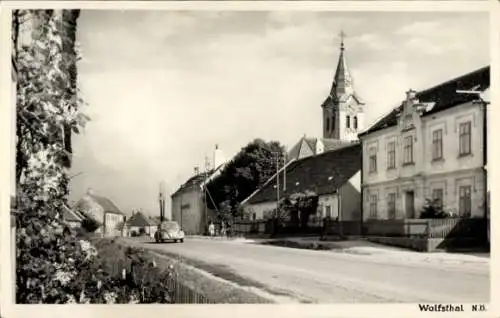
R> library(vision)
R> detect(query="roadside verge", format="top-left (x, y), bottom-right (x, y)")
top-left (120, 238), bottom-right (300, 303)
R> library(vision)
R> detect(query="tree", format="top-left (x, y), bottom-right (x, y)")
top-left (289, 191), bottom-right (319, 229)
top-left (13, 10), bottom-right (173, 304)
top-left (81, 217), bottom-right (101, 233)
top-left (206, 139), bottom-right (285, 218)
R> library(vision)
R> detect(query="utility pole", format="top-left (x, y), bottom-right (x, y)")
top-left (204, 155), bottom-right (210, 231)
top-left (159, 181), bottom-right (166, 223)
top-left (180, 193), bottom-right (183, 229)
top-left (271, 151), bottom-right (282, 218)
top-left (283, 147), bottom-right (287, 192)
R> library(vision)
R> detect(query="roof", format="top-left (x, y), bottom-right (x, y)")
top-left (75, 193), bottom-right (125, 216)
top-left (288, 136), bottom-right (356, 161)
top-left (323, 38), bottom-right (364, 111)
top-left (244, 143), bottom-right (362, 205)
top-left (171, 169), bottom-right (216, 197)
top-left (89, 194), bottom-right (124, 215)
top-left (359, 66), bottom-right (490, 137)
top-left (62, 204), bottom-right (86, 222)
top-left (127, 211), bottom-right (155, 227)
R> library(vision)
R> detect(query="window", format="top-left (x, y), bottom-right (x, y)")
top-left (432, 129), bottom-right (443, 160)
top-left (459, 122), bottom-right (471, 155)
top-left (387, 142), bottom-right (396, 169)
top-left (331, 115), bottom-right (335, 131)
top-left (432, 189), bottom-right (444, 208)
top-left (326, 117), bottom-right (330, 132)
top-left (369, 154), bottom-right (377, 173)
top-left (354, 116), bottom-right (358, 129)
top-left (325, 205), bottom-right (331, 218)
top-left (369, 195), bottom-right (378, 219)
top-left (388, 193), bottom-right (396, 219)
top-left (346, 115), bottom-right (350, 128)
top-left (252, 213), bottom-right (256, 220)
top-left (458, 185), bottom-right (471, 217)
top-left (403, 135), bottom-right (414, 164)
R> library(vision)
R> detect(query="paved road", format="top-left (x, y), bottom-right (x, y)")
top-left (131, 237), bottom-right (489, 303)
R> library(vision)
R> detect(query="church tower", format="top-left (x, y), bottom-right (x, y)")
top-left (322, 31), bottom-right (365, 141)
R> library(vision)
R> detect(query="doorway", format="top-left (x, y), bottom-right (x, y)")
top-left (405, 191), bottom-right (415, 219)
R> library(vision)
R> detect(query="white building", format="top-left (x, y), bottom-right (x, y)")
top-left (240, 143), bottom-right (362, 222)
top-left (359, 66), bottom-right (490, 220)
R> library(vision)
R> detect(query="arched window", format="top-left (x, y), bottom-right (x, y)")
top-left (354, 116), bottom-right (358, 129)
top-left (326, 117), bottom-right (330, 131)
top-left (346, 115), bottom-right (350, 128)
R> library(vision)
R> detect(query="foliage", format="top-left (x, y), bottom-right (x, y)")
top-left (81, 217), bottom-right (101, 233)
top-left (287, 191), bottom-right (319, 229)
top-left (206, 139), bottom-right (285, 218)
top-left (13, 10), bottom-right (174, 304)
top-left (420, 198), bottom-right (450, 219)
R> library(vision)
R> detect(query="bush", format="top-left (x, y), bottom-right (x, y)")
top-left (420, 198), bottom-right (449, 219)
top-left (81, 218), bottom-right (101, 233)
top-left (13, 10), bottom-right (174, 304)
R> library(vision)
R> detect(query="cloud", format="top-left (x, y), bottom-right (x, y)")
top-left (349, 33), bottom-right (391, 51)
top-left (404, 37), bottom-right (446, 56)
top-left (395, 21), bottom-right (442, 36)
top-left (72, 10), bottom-right (489, 216)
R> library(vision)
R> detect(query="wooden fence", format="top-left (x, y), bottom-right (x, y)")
top-left (165, 277), bottom-right (212, 304)
top-left (363, 218), bottom-right (487, 239)
top-left (232, 217), bottom-right (487, 241)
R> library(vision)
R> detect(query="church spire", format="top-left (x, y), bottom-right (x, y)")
top-left (331, 30), bottom-right (354, 98)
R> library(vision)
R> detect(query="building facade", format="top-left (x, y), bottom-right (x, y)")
top-left (125, 211), bottom-right (158, 237)
top-left (74, 188), bottom-right (126, 236)
top-left (241, 144), bottom-right (362, 222)
top-left (359, 66), bottom-right (490, 220)
top-left (171, 145), bottom-right (227, 234)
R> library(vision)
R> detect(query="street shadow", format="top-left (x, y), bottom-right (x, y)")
top-left (144, 241), bottom-right (179, 244)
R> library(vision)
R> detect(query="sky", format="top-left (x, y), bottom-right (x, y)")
top-left (68, 10), bottom-right (489, 217)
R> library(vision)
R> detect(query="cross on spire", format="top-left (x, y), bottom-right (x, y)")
top-left (339, 30), bottom-right (346, 50)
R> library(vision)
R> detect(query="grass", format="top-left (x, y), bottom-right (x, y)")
top-left (98, 238), bottom-right (278, 303)
top-left (148, 248), bottom-right (305, 302)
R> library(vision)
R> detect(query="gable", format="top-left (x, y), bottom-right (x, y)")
top-left (127, 212), bottom-right (153, 227)
top-left (360, 66), bottom-right (490, 137)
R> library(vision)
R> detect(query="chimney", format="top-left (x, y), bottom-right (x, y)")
top-left (194, 166), bottom-right (200, 175)
top-left (86, 188), bottom-right (94, 196)
top-left (213, 144), bottom-right (225, 169)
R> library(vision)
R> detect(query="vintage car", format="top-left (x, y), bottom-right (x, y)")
top-left (154, 221), bottom-right (185, 243)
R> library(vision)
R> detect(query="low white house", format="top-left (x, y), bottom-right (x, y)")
top-left (240, 143), bottom-right (362, 222)
top-left (62, 204), bottom-right (86, 228)
top-left (74, 189), bottom-right (126, 236)
top-left (125, 211), bottom-right (158, 237)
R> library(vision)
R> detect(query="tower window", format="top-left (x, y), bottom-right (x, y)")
top-left (346, 115), bottom-right (350, 128)
top-left (331, 115), bottom-right (335, 131)
top-left (354, 116), bottom-right (358, 129)
top-left (326, 117), bottom-right (330, 132)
